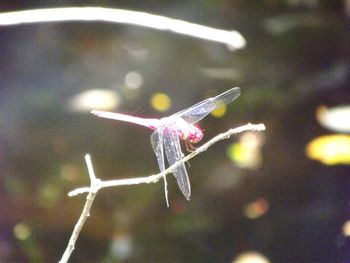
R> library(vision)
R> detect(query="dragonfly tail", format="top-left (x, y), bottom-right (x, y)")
top-left (91, 110), bottom-right (160, 129)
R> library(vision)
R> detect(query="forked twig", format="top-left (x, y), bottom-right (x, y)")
top-left (58, 155), bottom-right (100, 263)
top-left (58, 123), bottom-right (265, 263)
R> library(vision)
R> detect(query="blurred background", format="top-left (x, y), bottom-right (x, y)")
top-left (1, 1), bottom-right (350, 262)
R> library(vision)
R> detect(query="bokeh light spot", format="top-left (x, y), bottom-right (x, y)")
top-left (124, 71), bottom-right (143, 90)
top-left (306, 134), bottom-right (350, 165)
top-left (150, 92), bottom-right (171, 112)
top-left (233, 251), bottom-right (270, 263)
top-left (317, 105), bottom-right (350, 133)
top-left (13, 223), bottom-right (31, 241)
top-left (38, 183), bottom-right (61, 208)
top-left (342, 220), bottom-right (350, 237)
top-left (227, 132), bottom-right (264, 169)
top-left (61, 164), bottom-right (79, 181)
top-left (68, 89), bottom-right (120, 112)
top-left (110, 233), bottom-right (133, 260)
top-left (227, 143), bottom-right (246, 163)
top-left (243, 197), bottom-right (269, 219)
top-left (211, 104), bottom-right (227, 118)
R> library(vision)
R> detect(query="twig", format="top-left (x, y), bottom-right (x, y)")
top-left (58, 154), bottom-right (100, 263)
top-left (0, 7), bottom-right (246, 50)
top-left (59, 123), bottom-right (265, 263)
top-left (69, 123), bottom-right (265, 196)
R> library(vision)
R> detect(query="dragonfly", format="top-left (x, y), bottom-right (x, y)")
top-left (91, 87), bottom-right (240, 206)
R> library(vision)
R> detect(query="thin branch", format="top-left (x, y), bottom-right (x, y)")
top-left (59, 154), bottom-right (99, 263)
top-left (85, 154), bottom-right (97, 182)
top-left (69, 123), bottom-right (265, 196)
top-left (0, 7), bottom-right (246, 50)
top-left (59, 123), bottom-right (265, 263)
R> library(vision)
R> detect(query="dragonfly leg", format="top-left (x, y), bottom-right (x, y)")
top-left (185, 140), bottom-right (197, 152)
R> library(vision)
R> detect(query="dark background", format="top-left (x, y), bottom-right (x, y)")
top-left (1, 1), bottom-right (350, 262)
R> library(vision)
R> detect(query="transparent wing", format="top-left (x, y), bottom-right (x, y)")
top-left (163, 123), bottom-right (191, 200)
top-left (151, 126), bottom-right (165, 172)
top-left (151, 126), bottom-right (170, 206)
top-left (170, 87), bottom-right (240, 125)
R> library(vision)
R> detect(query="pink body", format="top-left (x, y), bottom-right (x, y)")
top-left (91, 110), bottom-right (204, 143)
top-left (91, 87), bottom-right (241, 204)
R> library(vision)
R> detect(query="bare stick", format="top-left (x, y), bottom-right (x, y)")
top-left (0, 7), bottom-right (245, 50)
top-left (58, 154), bottom-right (100, 263)
top-left (59, 123), bottom-right (265, 263)
top-left (69, 123), bottom-right (265, 196)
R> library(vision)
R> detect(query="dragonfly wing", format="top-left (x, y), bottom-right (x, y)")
top-left (151, 126), bottom-right (165, 171)
top-left (151, 126), bottom-right (170, 206)
top-left (170, 87), bottom-right (241, 125)
top-left (163, 124), bottom-right (191, 200)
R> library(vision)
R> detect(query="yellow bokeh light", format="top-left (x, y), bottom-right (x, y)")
top-left (227, 132), bottom-right (264, 169)
top-left (13, 223), bottom-right (31, 240)
top-left (227, 142), bottom-right (261, 169)
top-left (227, 143), bottom-right (246, 163)
top-left (211, 105), bottom-right (227, 118)
top-left (306, 134), bottom-right (350, 165)
top-left (150, 92), bottom-right (171, 112)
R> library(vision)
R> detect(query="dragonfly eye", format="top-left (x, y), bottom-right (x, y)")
top-left (188, 129), bottom-right (203, 143)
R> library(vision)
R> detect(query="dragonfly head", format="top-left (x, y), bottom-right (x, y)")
top-left (187, 126), bottom-right (203, 144)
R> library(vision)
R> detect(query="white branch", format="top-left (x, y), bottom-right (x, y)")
top-left (0, 7), bottom-right (246, 50)
top-left (58, 154), bottom-right (99, 263)
top-left (59, 123), bottom-right (265, 263)
top-left (69, 123), bottom-right (265, 196)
